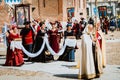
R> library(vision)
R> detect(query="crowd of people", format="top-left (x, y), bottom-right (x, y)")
top-left (100, 17), bottom-right (120, 34)
top-left (1, 16), bottom-right (108, 79)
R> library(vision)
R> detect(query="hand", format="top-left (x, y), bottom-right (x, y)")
top-left (92, 38), bottom-right (97, 42)
top-left (35, 32), bottom-right (37, 36)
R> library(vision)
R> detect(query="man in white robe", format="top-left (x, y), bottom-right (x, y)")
top-left (79, 24), bottom-right (103, 79)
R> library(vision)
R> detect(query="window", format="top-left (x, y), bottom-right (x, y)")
top-left (67, 8), bottom-right (75, 18)
top-left (43, 0), bottom-right (45, 7)
top-left (87, 8), bottom-right (89, 16)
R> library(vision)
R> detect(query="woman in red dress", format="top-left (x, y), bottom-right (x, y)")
top-left (48, 23), bottom-right (59, 53)
top-left (4, 26), bottom-right (24, 66)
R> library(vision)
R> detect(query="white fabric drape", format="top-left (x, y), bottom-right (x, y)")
top-left (44, 33), bottom-right (76, 55)
top-left (9, 34), bottom-right (76, 57)
top-left (21, 39), bottom-right (45, 57)
top-left (10, 39), bottom-right (46, 58)
top-left (10, 41), bottom-right (22, 51)
top-left (65, 39), bottom-right (77, 48)
top-left (44, 37), bottom-right (66, 55)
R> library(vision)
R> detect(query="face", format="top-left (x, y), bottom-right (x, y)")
top-left (88, 25), bottom-right (93, 32)
top-left (13, 27), bottom-right (18, 33)
top-left (52, 24), bottom-right (56, 28)
top-left (25, 24), bottom-right (30, 28)
top-left (74, 20), bottom-right (78, 24)
top-left (96, 21), bottom-right (101, 29)
top-left (9, 25), bottom-right (12, 30)
top-left (41, 24), bottom-right (45, 29)
top-left (67, 26), bottom-right (72, 30)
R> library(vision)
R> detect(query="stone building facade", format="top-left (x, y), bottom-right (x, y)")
top-left (0, 0), bottom-right (87, 28)
top-left (86, 0), bottom-right (119, 19)
top-left (0, 0), bottom-right (10, 32)
top-left (23, 0), bottom-right (87, 21)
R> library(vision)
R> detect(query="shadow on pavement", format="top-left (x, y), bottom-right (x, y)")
top-left (0, 64), bottom-right (5, 66)
top-left (54, 74), bottom-right (78, 79)
top-left (61, 65), bottom-right (77, 68)
top-left (117, 67), bottom-right (120, 69)
top-left (23, 62), bottom-right (35, 65)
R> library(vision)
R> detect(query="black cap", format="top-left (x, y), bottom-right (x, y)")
top-left (23, 21), bottom-right (31, 25)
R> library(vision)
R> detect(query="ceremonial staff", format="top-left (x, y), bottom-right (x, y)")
top-left (95, 0), bottom-right (98, 27)
top-left (94, 0), bottom-right (98, 39)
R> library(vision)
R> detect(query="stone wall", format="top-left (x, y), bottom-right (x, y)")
top-left (0, 0), bottom-right (87, 32)
top-left (31, 0), bottom-right (87, 21)
top-left (40, 0), bottom-right (58, 21)
top-left (0, 0), bottom-right (10, 33)
top-left (31, 0), bottom-right (63, 21)
top-left (31, 0), bottom-right (40, 19)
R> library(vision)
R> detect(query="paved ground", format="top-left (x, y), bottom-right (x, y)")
top-left (0, 31), bottom-right (120, 80)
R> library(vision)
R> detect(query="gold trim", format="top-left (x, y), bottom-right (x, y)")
top-left (25, 36), bottom-right (32, 39)
top-left (66, 36), bottom-right (76, 39)
top-left (78, 74), bottom-right (96, 79)
top-left (78, 73), bottom-right (102, 79)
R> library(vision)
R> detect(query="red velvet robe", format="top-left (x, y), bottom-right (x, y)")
top-left (33, 25), bottom-right (41, 33)
top-left (48, 29), bottom-right (59, 53)
top-left (96, 31), bottom-right (102, 49)
top-left (5, 33), bottom-right (24, 66)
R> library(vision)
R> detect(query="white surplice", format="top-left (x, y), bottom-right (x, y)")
top-left (79, 33), bottom-right (96, 79)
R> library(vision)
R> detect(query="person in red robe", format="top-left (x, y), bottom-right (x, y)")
top-left (20, 21), bottom-right (34, 58)
top-left (72, 20), bottom-right (81, 39)
top-left (4, 26), bottom-right (24, 66)
top-left (55, 21), bottom-right (63, 43)
top-left (96, 20), bottom-right (106, 68)
top-left (103, 17), bottom-right (109, 34)
top-left (48, 22), bottom-right (59, 53)
top-left (96, 30), bottom-right (102, 49)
